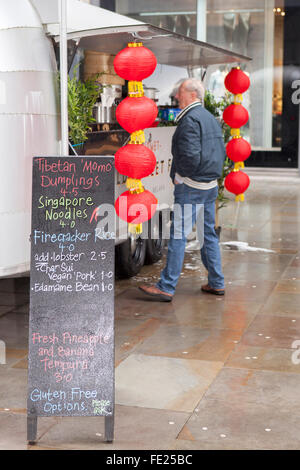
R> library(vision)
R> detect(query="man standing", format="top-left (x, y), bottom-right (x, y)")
top-left (139, 78), bottom-right (225, 302)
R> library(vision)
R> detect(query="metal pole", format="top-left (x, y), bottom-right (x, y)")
top-left (59, 0), bottom-right (69, 156)
top-left (197, 0), bottom-right (207, 42)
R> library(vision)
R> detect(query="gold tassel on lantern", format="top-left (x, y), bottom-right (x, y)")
top-left (126, 179), bottom-right (145, 234)
top-left (128, 81), bottom-right (144, 97)
top-left (230, 128), bottom-right (241, 138)
top-left (234, 162), bottom-right (244, 171)
top-left (128, 223), bottom-right (143, 234)
top-left (126, 178), bottom-right (144, 193)
top-left (129, 130), bottom-right (145, 144)
top-left (233, 94), bottom-right (243, 104)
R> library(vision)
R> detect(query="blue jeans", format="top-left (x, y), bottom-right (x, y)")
top-left (156, 183), bottom-right (224, 295)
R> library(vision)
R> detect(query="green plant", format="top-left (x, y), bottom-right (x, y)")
top-left (204, 90), bottom-right (233, 212)
top-left (62, 66), bottom-right (101, 147)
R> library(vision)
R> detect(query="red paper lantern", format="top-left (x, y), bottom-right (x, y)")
top-left (115, 189), bottom-right (157, 224)
top-left (116, 96), bottom-right (158, 133)
top-left (226, 137), bottom-right (252, 163)
top-left (225, 170), bottom-right (250, 196)
top-left (115, 144), bottom-right (156, 179)
top-left (224, 68), bottom-right (250, 95)
top-left (223, 104), bottom-right (249, 128)
top-left (114, 44), bottom-right (157, 81)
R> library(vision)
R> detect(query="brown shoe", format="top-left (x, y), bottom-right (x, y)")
top-left (138, 285), bottom-right (173, 302)
top-left (201, 284), bottom-right (225, 296)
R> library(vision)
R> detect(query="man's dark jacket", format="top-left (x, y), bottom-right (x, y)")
top-left (170, 104), bottom-right (226, 183)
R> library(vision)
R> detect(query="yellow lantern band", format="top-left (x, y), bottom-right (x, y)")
top-left (230, 128), bottom-right (241, 138)
top-left (128, 42), bottom-right (143, 48)
top-left (126, 177), bottom-right (145, 194)
top-left (129, 223), bottom-right (143, 234)
top-left (234, 161), bottom-right (244, 170)
top-left (235, 193), bottom-right (245, 202)
top-left (128, 81), bottom-right (144, 97)
top-left (233, 94), bottom-right (243, 104)
top-left (130, 130), bottom-right (145, 144)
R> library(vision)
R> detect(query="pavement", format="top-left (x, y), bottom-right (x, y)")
top-left (1, 175), bottom-right (300, 450)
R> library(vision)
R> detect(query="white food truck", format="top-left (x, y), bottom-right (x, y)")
top-left (0, 0), bottom-right (250, 278)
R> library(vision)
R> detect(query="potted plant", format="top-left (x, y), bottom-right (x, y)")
top-left (60, 65), bottom-right (102, 152)
top-left (204, 90), bottom-right (233, 236)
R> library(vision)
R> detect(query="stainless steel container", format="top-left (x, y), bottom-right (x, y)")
top-left (92, 84), bottom-right (122, 123)
top-left (143, 87), bottom-right (159, 101)
top-left (93, 103), bottom-right (117, 124)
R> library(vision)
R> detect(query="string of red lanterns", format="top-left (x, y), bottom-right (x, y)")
top-left (223, 67), bottom-right (251, 202)
top-left (113, 42), bottom-right (158, 233)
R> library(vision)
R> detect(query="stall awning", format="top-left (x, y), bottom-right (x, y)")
top-left (53, 23), bottom-right (251, 68)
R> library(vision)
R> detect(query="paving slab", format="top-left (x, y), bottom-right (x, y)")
top-left (0, 412), bottom-right (57, 450)
top-left (0, 368), bottom-right (27, 410)
top-left (161, 300), bottom-right (260, 332)
top-left (134, 324), bottom-right (241, 362)
top-left (115, 354), bottom-right (223, 412)
top-left (114, 317), bottom-right (161, 366)
top-left (258, 292), bottom-right (300, 316)
top-left (240, 314), bottom-right (300, 349)
top-left (177, 398), bottom-right (300, 449)
top-left (225, 344), bottom-right (300, 373)
top-left (203, 367), bottom-right (300, 409)
top-left (35, 405), bottom-right (189, 450)
top-left (281, 266), bottom-right (300, 281)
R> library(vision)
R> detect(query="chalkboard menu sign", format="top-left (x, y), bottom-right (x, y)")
top-left (27, 156), bottom-right (115, 443)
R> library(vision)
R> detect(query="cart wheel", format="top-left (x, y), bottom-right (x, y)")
top-left (115, 233), bottom-right (146, 278)
top-left (145, 211), bottom-right (165, 265)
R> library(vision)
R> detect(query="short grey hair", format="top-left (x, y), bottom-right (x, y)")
top-left (182, 78), bottom-right (205, 102)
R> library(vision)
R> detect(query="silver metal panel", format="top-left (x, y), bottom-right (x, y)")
top-left (0, 114), bottom-right (59, 213)
top-left (0, 28), bottom-right (57, 72)
top-left (0, 212), bottom-right (31, 277)
top-left (0, 1), bottom-right (60, 277)
top-left (0, 71), bottom-right (58, 115)
top-left (55, 24), bottom-right (251, 67)
top-left (0, 112), bottom-right (59, 276)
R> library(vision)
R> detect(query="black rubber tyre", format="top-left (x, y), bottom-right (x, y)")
top-left (115, 234), bottom-right (146, 278)
top-left (145, 211), bottom-right (165, 265)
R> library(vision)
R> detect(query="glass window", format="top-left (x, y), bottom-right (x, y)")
top-left (115, 0), bottom-right (198, 38)
top-left (114, 0), bottom-right (298, 167)
top-left (205, 0), bottom-right (284, 151)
